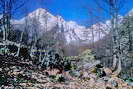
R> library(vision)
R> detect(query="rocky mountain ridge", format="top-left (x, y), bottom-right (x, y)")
top-left (13, 8), bottom-right (111, 45)
top-left (12, 8), bottom-right (133, 45)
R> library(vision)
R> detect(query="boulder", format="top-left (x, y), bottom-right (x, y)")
top-left (0, 68), bottom-right (2, 71)
top-left (46, 68), bottom-right (60, 76)
top-left (69, 70), bottom-right (80, 77)
top-left (62, 71), bottom-right (73, 80)
top-left (104, 68), bottom-right (112, 76)
top-left (108, 79), bottom-right (118, 87)
top-left (108, 77), bottom-right (128, 88)
top-left (83, 60), bottom-right (100, 69)
top-left (97, 78), bottom-right (106, 84)
top-left (126, 81), bottom-right (133, 86)
top-left (88, 78), bottom-right (96, 87)
top-left (82, 71), bottom-right (89, 78)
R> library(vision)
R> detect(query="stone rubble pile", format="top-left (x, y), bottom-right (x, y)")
top-left (0, 54), bottom-right (133, 89)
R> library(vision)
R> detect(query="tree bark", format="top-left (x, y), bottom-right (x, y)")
top-left (16, 31), bottom-right (24, 56)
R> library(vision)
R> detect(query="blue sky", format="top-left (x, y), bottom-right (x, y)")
top-left (16, 0), bottom-right (133, 26)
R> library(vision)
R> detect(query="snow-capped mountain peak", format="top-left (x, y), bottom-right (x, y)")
top-left (127, 8), bottom-right (133, 16)
top-left (13, 8), bottom-right (111, 44)
top-left (28, 8), bottom-right (47, 17)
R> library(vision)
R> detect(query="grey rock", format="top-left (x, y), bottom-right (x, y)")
top-left (126, 81), bottom-right (133, 86)
top-left (69, 70), bottom-right (80, 77)
top-left (83, 60), bottom-right (100, 69)
top-left (108, 79), bottom-right (118, 87)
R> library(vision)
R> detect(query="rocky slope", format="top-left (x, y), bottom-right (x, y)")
top-left (0, 54), bottom-right (133, 89)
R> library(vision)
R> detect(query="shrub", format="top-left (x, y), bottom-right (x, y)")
top-left (41, 49), bottom-right (72, 71)
top-left (78, 49), bottom-right (95, 62)
top-left (0, 47), bottom-right (10, 54)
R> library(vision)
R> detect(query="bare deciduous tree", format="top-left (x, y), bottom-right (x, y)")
top-left (0, 0), bottom-right (25, 42)
top-left (94, 0), bottom-right (127, 75)
top-left (16, 6), bottom-right (29, 57)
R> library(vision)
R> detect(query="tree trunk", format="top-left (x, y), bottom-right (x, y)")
top-left (16, 31), bottom-right (24, 56)
top-left (110, 4), bottom-right (122, 74)
top-left (3, 15), bottom-right (7, 41)
top-left (112, 55), bottom-right (118, 70)
top-left (39, 47), bottom-right (42, 63)
top-left (113, 57), bottom-right (122, 76)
